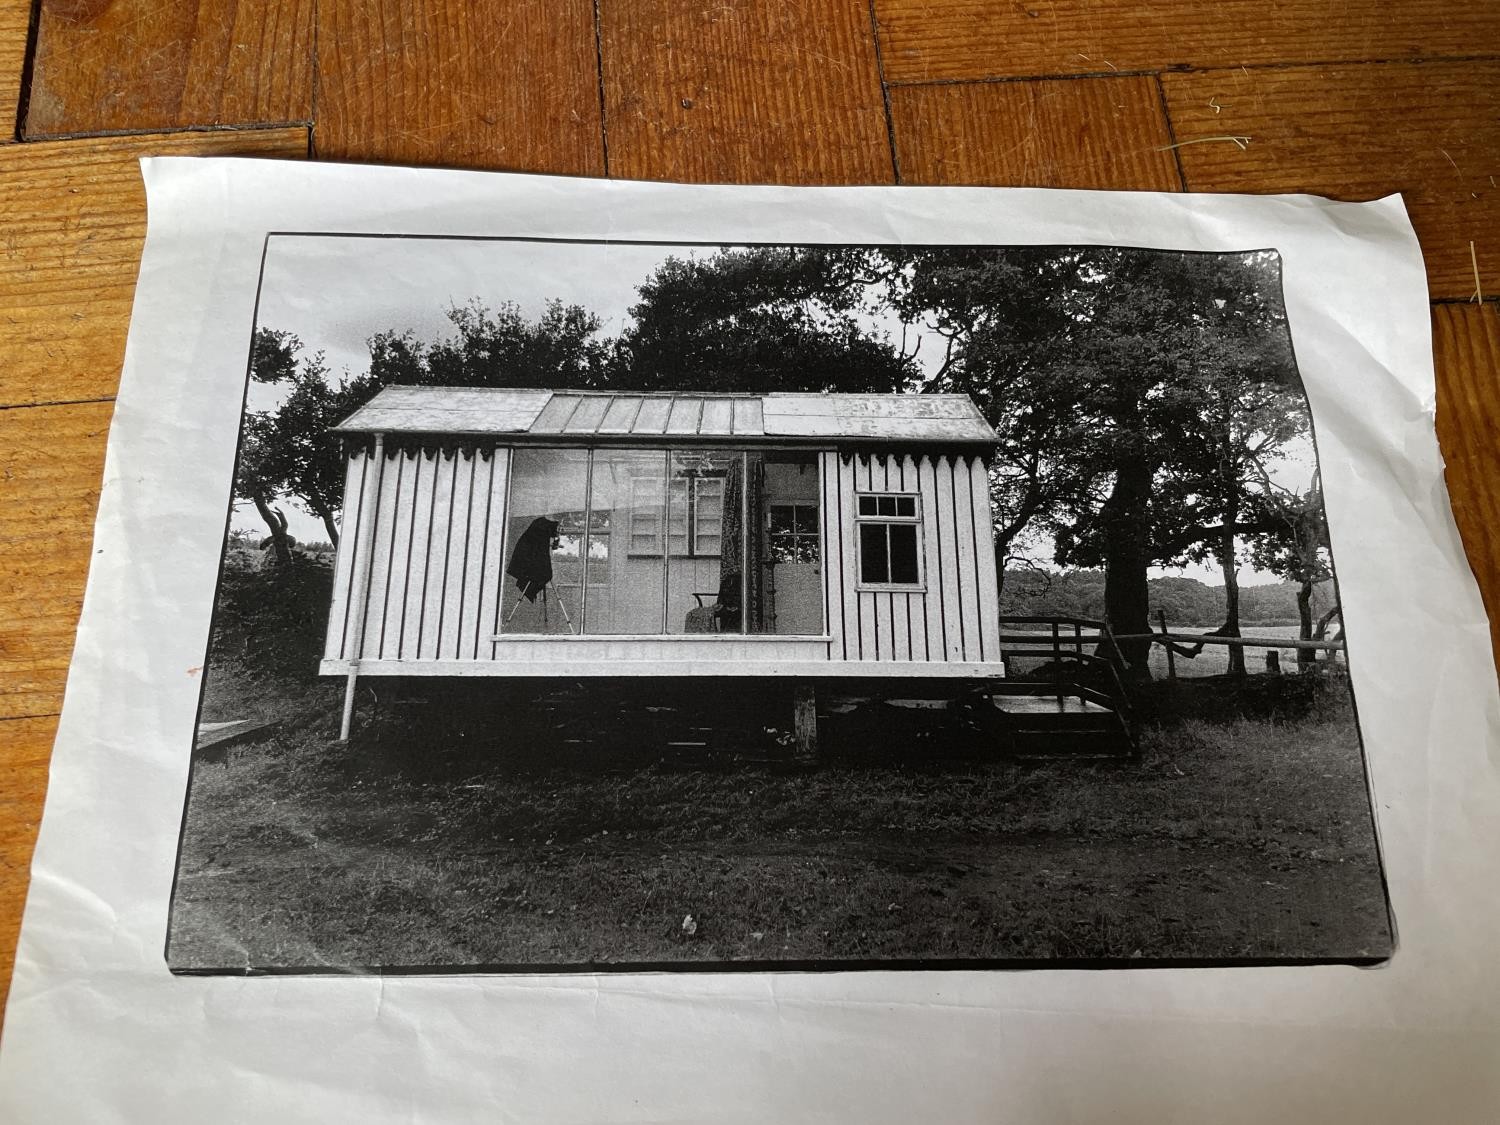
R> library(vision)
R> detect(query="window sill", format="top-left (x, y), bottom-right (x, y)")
top-left (856, 583), bottom-right (926, 593)
top-left (489, 633), bottom-right (833, 642)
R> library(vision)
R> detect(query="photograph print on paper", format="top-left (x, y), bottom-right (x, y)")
top-left (166, 235), bottom-right (1392, 973)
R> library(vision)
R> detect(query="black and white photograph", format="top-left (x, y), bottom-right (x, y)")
top-left (166, 235), bottom-right (1392, 973)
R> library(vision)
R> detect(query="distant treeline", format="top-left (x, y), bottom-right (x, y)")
top-left (1001, 569), bottom-right (1335, 628)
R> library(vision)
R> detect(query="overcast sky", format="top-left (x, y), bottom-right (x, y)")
top-left (241, 235), bottom-right (1314, 587)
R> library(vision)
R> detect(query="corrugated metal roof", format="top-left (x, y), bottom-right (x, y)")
top-left (334, 388), bottom-right (995, 445)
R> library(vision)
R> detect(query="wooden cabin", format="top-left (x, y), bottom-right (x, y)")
top-left (322, 387), bottom-right (1006, 740)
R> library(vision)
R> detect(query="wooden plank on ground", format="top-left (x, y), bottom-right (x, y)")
top-left (601, 0), bottom-right (892, 184)
top-left (0, 127), bottom-right (308, 409)
top-left (315, 0), bottom-right (603, 174)
top-left (889, 75), bottom-right (1180, 190)
top-left (1162, 62), bottom-right (1500, 301)
top-left (0, 0), bottom-right (28, 140)
top-left (1432, 304), bottom-right (1500, 664)
top-left (0, 401), bottom-right (113, 720)
top-left (25, 0), bottom-right (312, 137)
top-left (0, 715), bottom-right (57, 1026)
top-left (873, 0), bottom-right (1500, 84)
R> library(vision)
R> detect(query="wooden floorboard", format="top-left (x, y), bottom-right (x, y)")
top-left (1, 127), bottom-right (308, 408)
top-left (600, 0), bottom-right (892, 183)
top-left (1162, 61), bottom-right (1500, 300)
top-left (0, 0), bottom-right (27, 140)
top-left (314, 0), bottom-right (604, 174)
top-left (25, 0), bottom-right (313, 138)
top-left (0, 401), bottom-right (114, 722)
top-left (873, 0), bottom-right (1500, 84)
top-left (889, 75), bottom-right (1180, 189)
top-left (0, 715), bottom-right (56, 1025)
top-left (1433, 303), bottom-right (1500, 660)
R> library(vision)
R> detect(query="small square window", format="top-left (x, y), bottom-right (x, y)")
top-left (856, 493), bottom-right (921, 586)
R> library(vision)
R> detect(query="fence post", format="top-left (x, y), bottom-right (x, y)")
top-left (1051, 621), bottom-right (1064, 709)
top-left (1158, 610), bottom-right (1176, 681)
top-left (1265, 649), bottom-right (1281, 674)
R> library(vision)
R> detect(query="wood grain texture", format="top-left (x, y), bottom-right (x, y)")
top-left (25, 0), bottom-right (313, 137)
top-left (1163, 62), bottom-right (1500, 300)
top-left (1433, 304), bottom-right (1500, 663)
top-left (0, 402), bottom-right (113, 721)
top-left (889, 75), bottom-right (1180, 189)
top-left (1, 127), bottom-right (308, 409)
top-left (0, 716), bottom-right (57, 1022)
top-left (0, 0), bottom-right (28, 140)
top-left (315, 0), bottom-right (603, 174)
top-left (601, 0), bottom-right (892, 184)
top-left (873, 0), bottom-right (1500, 84)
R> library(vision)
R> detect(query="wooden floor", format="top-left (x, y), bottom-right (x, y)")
top-left (1, 2), bottom-right (1497, 1020)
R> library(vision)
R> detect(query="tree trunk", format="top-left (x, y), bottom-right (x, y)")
top-left (1218, 519), bottom-right (1245, 675)
top-left (312, 500), bottom-right (341, 549)
top-left (252, 494), bottom-right (293, 565)
top-left (1100, 452), bottom-right (1155, 680)
top-left (1296, 579), bottom-right (1315, 671)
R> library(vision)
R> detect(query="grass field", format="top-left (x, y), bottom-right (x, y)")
top-left (168, 676), bottom-right (1391, 971)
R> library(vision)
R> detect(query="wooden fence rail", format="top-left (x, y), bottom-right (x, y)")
top-left (1000, 619), bottom-right (1346, 680)
top-left (1110, 632), bottom-right (1346, 652)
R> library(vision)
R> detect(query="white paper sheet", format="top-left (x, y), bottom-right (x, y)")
top-left (1, 159), bottom-right (1497, 1122)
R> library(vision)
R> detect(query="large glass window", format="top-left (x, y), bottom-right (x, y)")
top-left (499, 449), bottom-right (590, 635)
top-left (668, 451), bottom-right (739, 635)
top-left (498, 447), bottom-right (824, 636)
top-left (583, 450), bottom-right (666, 635)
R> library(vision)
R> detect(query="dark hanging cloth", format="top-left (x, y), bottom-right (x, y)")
top-left (719, 457), bottom-right (766, 632)
top-left (506, 516), bottom-right (559, 601)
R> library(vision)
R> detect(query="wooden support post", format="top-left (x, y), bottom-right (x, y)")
top-left (1158, 610), bottom-right (1176, 681)
top-left (793, 684), bottom-right (818, 764)
top-left (340, 432), bottom-right (386, 742)
top-left (1265, 649), bottom-right (1281, 675)
top-left (340, 667), bottom-right (359, 741)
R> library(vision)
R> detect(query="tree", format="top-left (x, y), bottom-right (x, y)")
top-left (242, 329), bottom-right (373, 549)
top-left (427, 299), bottom-right (610, 388)
top-left (235, 419), bottom-right (294, 565)
top-left (1039, 251), bottom-right (1305, 677)
top-left (1247, 475), bottom-right (1334, 670)
top-left (611, 247), bottom-right (918, 393)
top-left (1133, 253), bottom-right (1304, 672)
top-left (237, 329), bottom-right (305, 562)
top-left (246, 299), bottom-right (607, 540)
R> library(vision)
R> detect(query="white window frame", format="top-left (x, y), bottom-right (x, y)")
top-left (854, 491), bottom-right (924, 591)
top-left (629, 473), bottom-right (725, 558)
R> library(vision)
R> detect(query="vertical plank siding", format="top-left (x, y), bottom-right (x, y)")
top-left (328, 446), bottom-right (513, 663)
top-left (400, 451), bottom-right (437, 659)
top-left (324, 450), bottom-right (365, 660)
top-left (824, 451), bottom-right (996, 665)
top-left (968, 456), bottom-right (1005, 659)
top-left (328, 445), bottom-right (999, 669)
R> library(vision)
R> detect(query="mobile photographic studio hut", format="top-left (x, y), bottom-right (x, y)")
top-left (322, 387), bottom-right (1130, 755)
